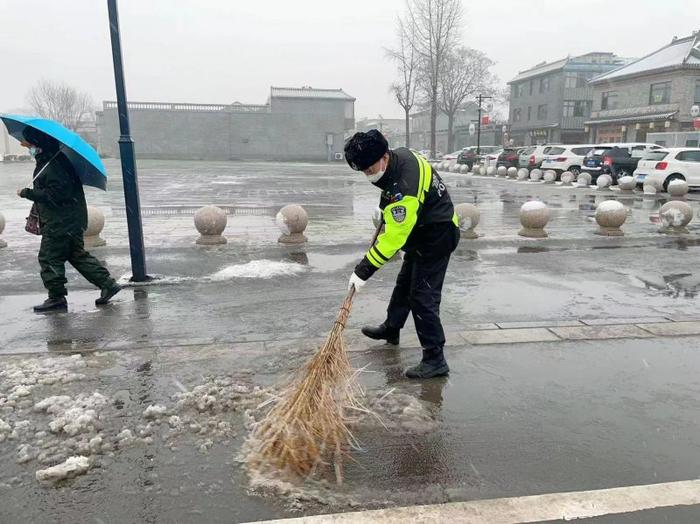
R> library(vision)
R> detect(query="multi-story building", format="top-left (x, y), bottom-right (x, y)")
top-left (508, 52), bottom-right (627, 145)
top-left (97, 86), bottom-right (355, 161)
top-left (586, 32), bottom-right (700, 144)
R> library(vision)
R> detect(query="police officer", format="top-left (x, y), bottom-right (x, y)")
top-left (17, 127), bottom-right (121, 312)
top-left (345, 130), bottom-right (459, 379)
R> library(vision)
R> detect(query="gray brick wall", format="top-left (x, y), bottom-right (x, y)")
top-left (97, 98), bottom-right (352, 161)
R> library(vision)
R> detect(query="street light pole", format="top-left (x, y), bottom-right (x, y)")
top-left (107, 0), bottom-right (149, 282)
top-left (476, 94), bottom-right (493, 156)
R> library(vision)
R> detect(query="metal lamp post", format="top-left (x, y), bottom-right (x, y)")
top-left (106, 0), bottom-right (149, 282)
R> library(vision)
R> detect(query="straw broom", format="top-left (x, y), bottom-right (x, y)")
top-left (246, 224), bottom-right (383, 484)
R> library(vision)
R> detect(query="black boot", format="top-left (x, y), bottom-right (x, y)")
top-left (405, 347), bottom-right (449, 379)
top-left (361, 322), bottom-right (400, 345)
top-left (96, 284), bottom-right (122, 306)
top-left (33, 297), bottom-right (68, 313)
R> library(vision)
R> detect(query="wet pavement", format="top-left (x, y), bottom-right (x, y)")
top-left (1, 160), bottom-right (700, 522)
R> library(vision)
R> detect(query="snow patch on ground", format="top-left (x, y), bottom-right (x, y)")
top-left (208, 260), bottom-right (306, 281)
top-left (35, 456), bottom-right (91, 484)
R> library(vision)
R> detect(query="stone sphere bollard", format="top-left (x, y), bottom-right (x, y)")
top-left (194, 205), bottom-right (228, 245)
top-left (497, 166), bottom-right (507, 177)
top-left (0, 212), bottom-right (6, 249)
top-left (594, 200), bottom-right (626, 236)
top-left (458, 164), bottom-right (467, 174)
top-left (479, 166), bottom-right (487, 176)
top-left (529, 169), bottom-right (543, 182)
top-left (543, 170), bottom-right (557, 184)
top-left (471, 164), bottom-right (480, 174)
top-left (668, 179), bottom-right (689, 198)
top-left (596, 174), bottom-right (613, 190)
top-left (659, 201), bottom-right (693, 234)
top-left (486, 166), bottom-right (496, 177)
top-left (518, 200), bottom-right (550, 238)
top-left (84, 206), bottom-right (107, 248)
top-left (517, 168), bottom-right (529, 181)
top-left (454, 203), bottom-right (480, 239)
top-left (276, 204), bottom-right (309, 244)
top-left (507, 167), bottom-right (518, 179)
top-left (577, 172), bottom-right (592, 187)
top-left (618, 176), bottom-right (636, 192)
top-left (560, 171), bottom-right (574, 186)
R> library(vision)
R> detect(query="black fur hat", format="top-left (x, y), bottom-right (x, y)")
top-left (344, 129), bottom-right (388, 171)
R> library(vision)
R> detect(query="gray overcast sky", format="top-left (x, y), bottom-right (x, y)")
top-left (0, 0), bottom-right (697, 119)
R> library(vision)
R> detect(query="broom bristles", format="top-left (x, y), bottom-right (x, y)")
top-left (245, 289), bottom-right (363, 483)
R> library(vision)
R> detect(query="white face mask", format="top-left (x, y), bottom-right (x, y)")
top-left (366, 159), bottom-right (386, 183)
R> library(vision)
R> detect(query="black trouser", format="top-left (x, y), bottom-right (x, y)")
top-left (38, 233), bottom-right (115, 299)
top-left (385, 252), bottom-right (451, 350)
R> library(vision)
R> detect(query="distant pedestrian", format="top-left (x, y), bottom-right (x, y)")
top-left (16, 127), bottom-right (121, 312)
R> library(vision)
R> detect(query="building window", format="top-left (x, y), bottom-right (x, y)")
top-left (563, 100), bottom-right (575, 117)
top-left (539, 77), bottom-right (550, 93)
top-left (694, 80), bottom-right (700, 103)
top-left (574, 100), bottom-right (592, 117)
top-left (537, 104), bottom-right (548, 120)
top-left (601, 91), bottom-right (618, 110)
top-left (514, 84), bottom-right (524, 98)
top-left (649, 82), bottom-right (671, 105)
top-left (529, 80), bottom-right (533, 96)
top-left (564, 72), bottom-right (590, 89)
top-left (527, 106), bottom-right (532, 121)
top-left (512, 108), bottom-right (522, 122)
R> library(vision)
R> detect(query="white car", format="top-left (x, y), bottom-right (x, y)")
top-left (633, 148), bottom-right (700, 190)
top-left (483, 149), bottom-right (503, 168)
top-left (540, 145), bottom-right (595, 176)
top-left (442, 149), bottom-right (464, 166)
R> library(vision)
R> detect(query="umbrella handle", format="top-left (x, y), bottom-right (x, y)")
top-left (29, 150), bottom-right (61, 186)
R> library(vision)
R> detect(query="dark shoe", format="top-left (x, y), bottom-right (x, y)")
top-left (96, 284), bottom-right (122, 306)
top-left (361, 322), bottom-right (400, 345)
top-left (405, 348), bottom-right (449, 379)
top-left (33, 297), bottom-right (68, 313)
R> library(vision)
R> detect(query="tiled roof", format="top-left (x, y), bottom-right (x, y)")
top-left (270, 87), bottom-right (355, 101)
top-left (591, 33), bottom-right (700, 84)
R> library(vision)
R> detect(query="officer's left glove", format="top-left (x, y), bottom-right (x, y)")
top-left (348, 272), bottom-right (367, 293)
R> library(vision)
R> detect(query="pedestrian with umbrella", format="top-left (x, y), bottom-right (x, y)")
top-left (1, 114), bottom-right (121, 312)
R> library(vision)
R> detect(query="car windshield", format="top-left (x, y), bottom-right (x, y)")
top-left (642, 151), bottom-right (668, 161)
top-left (546, 147), bottom-right (565, 155)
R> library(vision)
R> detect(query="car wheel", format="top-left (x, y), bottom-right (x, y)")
top-left (663, 174), bottom-right (685, 192)
top-left (569, 166), bottom-right (581, 176)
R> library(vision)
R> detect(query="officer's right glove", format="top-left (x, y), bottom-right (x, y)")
top-left (348, 272), bottom-right (367, 293)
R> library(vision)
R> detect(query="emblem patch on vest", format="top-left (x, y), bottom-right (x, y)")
top-left (391, 205), bottom-right (406, 223)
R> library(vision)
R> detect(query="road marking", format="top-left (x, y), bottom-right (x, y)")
top-left (249, 479), bottom-right (700, 524)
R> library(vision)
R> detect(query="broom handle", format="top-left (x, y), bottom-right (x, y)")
top-left (344, 220), bottom-right (384, 306)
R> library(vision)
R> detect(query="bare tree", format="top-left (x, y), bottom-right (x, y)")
top-left (27, 80), bottom-right (94, 131)
top-left (406, 0), bottom-right (463, 157)
top-left (387, 17), bottom-right (419, 148)
top-left (439, 47), bottom-right (497, 152)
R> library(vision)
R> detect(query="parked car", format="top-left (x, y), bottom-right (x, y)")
top-left (483, 149), bottom-right (503, 169)
top-left (540, 145), bottom-right (595, 177)
top-left (496, 148), bottom-right (520, 169)
top-left (525, 144), bottom-right (561, 170)
top-left (442, 149), bottom-right (464, 166)
top-left (419, 149), bottom-right (443, 160)
top-left (582, 143), bottom-right (665, 182)
top-left (457, 146), bottom-right (500, 169)
top-left (633, 148), bottom-right (700, 190)
top-left (517, 146), bottom-right (536, 169)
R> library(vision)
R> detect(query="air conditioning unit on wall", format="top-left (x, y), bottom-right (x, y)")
top-left (334, 152), bottom-right (343, 161)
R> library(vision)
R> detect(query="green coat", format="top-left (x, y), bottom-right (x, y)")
top-left (21, 152), bottom-right (88, 237)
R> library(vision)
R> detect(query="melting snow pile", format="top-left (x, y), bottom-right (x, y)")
top-left (208, 260), bottom-right (306, 281)
top-left (35, 456), bottom-right (91, 484)
top-left (660, 207), bottom-right (685, 227)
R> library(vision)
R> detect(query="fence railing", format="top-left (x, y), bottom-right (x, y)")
top-left (102, 101), bottom-right (270, 113)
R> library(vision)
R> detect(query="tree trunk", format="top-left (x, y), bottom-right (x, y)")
top-left (447, 113), bottom-right (454, 153)
top-left (430, 87), bottom-right (437, 157)
top-left (404, 107), bottom-right (411, 148)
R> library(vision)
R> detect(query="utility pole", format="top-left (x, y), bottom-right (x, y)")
top-left (107, 0), bottom-right (149, 282)
top-left (476, 94), bottom-right (493, 156)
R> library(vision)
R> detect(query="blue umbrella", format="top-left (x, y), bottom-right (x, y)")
top-left (0, 113), bottom-right (107, 191)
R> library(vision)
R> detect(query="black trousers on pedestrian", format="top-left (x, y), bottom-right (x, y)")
top-left (38, 233), bottom-right (115, 299)
top-left (385, 252), bottom-right (451, 350)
